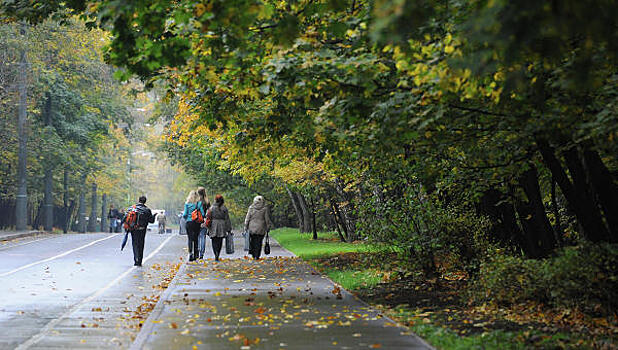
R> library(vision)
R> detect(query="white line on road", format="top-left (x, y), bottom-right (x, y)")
top-left (15, 234), bottom-right (176, 350)
top-left (0, 234), bottom-right (119, 277)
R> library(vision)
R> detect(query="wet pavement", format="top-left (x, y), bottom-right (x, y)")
top-left (132, 234), bottom-right (432, 350)
top-left (0, 231), bottom-right (187, 349)
top-left (1, 232), bottom-right (432, 349)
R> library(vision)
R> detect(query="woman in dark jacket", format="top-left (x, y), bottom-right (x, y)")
top-left (182, 190), bottom-right (205, 261)
top-left (207, 194), bottom-right (232, 261)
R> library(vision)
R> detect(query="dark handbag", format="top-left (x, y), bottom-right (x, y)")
top-left (264, 232), bottom-right (270, 255)
top-left (225, 232), bottom-right (235, 254)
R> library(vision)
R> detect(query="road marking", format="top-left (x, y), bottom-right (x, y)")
top-left (0, 234), bottom-right (119, 277)
top-left (0, 235), bottom-right (55, 251)
top-left (15, 234), bottom-right (176, 350)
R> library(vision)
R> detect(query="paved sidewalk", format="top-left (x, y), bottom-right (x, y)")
top-left (132, 234), bottom-right (432, 350)
top-left (0, 230), bottom-right (46, 242)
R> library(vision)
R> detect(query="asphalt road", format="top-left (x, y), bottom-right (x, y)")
top-left (0, 231), bottom-right (187, 349)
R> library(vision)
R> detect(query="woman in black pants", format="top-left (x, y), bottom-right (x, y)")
top-left (182, 190), bottom-right (204, 261)
top-left (207, 194), bottom-right (232, 261)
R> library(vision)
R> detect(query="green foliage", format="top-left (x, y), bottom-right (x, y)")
top-left (470, 243), bottom-right (618, 311)
top-left (470, 253), bottom-right (546, 305)
top-left (542, 243), bottom-right (618, 310)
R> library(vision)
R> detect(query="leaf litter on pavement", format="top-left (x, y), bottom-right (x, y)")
top-left (150, 256), bottom-right (393, 349)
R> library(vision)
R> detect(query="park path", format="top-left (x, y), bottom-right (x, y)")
top-left (132, 234), bottom-right (432, 350)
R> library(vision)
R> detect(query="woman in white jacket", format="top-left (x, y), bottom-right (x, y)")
top-left (244, 196), bottom-right (272, 260)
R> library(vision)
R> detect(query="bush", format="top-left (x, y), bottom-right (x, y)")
top-left (543, 243), bottom-right (618, 311)
top-left (470, 243), bottom-right (618, 312)
top-left (470, 252), bottom-right (545, 305)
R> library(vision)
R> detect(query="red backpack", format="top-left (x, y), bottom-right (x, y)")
top-left (191, 202), bottom-right (204, 224)
top-left (123, 205), bottom-right (140, 231)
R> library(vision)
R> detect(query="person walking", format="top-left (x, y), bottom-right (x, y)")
top-left (244, 195), bottom-right (272, 260)
top-left (123, 196), bottom-right (155, 267)
top-left (157, 211), bottom-right (167, 234)
top-left (107, 204), bottom-right (120, 233)
top-left (207, 194), bottom-right (232, 261)
top-left (178, 212), bottom-right (186, 235)
top-left (197, 187), bottom-right (211, 259)
top-left (182, 190), bottom-right (204, 261)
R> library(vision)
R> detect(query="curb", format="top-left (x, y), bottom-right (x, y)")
top-left (0, 231), bottom-right (46, 242)
top-left (129, 261), bottom-right (189, 350)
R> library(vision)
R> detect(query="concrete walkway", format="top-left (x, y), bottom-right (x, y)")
top-left (132, 234), bottom-right (432, 350)
top-left (0, 230), bottom-right (46, 242)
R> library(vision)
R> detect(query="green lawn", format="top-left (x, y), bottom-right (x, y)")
top-left (271, 227), bottom-right (369, 259)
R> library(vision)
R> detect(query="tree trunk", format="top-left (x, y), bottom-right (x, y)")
top-left (88, 182), bottom-right (97, 232)
top-left (101, 193), bottom-right (108, 232)
top-left (550, 177), bottom-right (563, 245)
top-left (78, 174), bottom-right (86, 233)
top-left (581, 148), bottom-right (618, 242)
top-left (536, 138), bottom-right (610, 242)
top-left (335, 180), bottom-right (357, 241)
top-left (285, 185), bottom-right (304, 230)
top-left (310, 194), bottom-right (317, 240)
top-left (478, 188), bottom-right (525, 251)
top-left (63, 168), bottom-right (69, 233)
top-left (563, 146), bottom-right (611, 241)
top-left (43, 168), bottom-right (53, 231)
top-left (297, 193), bottom-right (312, 233)
top-left (331, 200), bottom-right (349, 241)
top-left (15, 22), bottom-right (28, 231)
top-left (515, 165), bottom-right (557, 258)
top-left (43, 92), bottom-right (53, 232)
top-left (330, 200), bottom-right (346, 242)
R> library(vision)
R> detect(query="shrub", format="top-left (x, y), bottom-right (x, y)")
top-left (470, 243), bottom-right (618, 313)
top-left (543, 242), bottom-right (618, 311)
top-left (469, 252), bottom-right (545, 305)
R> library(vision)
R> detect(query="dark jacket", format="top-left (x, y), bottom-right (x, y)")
top-left (123, 203), bottom-right (155, 229)
top-left (208, 204), bottom-right (232, 238)
top-left (108, 208), bottom-right (120, 219)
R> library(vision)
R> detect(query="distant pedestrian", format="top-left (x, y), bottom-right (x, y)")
top-left (158, 211), bottom-right (167, 234)
top-left (122, 196), bottom-right (155, 267)
top-left (207, 194), bottom-right (232, 261)
top-left (182, 190), bottom-right (205, 261)
top-left (178, 212), bottom-right (186, 235)
top-left (116, 209), bottom-right (124, 233)
top-left (197, 187), bottom-right (211, 259)
top-left (244, 196), bottom-right (272, 260)
top-left (107, 204), bottom-right (120, 233)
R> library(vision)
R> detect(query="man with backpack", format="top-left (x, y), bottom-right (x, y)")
top-left (123, 196), bottom-right (156, 267)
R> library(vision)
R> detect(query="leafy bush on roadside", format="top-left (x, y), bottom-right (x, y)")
top-left (470, 252), bottom-right (545, 304)
top-left (470, 243), bottom-right (618, 312)
top-left (543, 243), bottom-right (618, 311)
top-left (356, 186), bottom-right (492, 278)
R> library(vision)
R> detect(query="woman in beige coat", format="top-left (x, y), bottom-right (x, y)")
top-left (244, 196), bottom-right (272, 260)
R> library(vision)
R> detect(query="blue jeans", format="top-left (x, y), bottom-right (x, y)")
top-left (198, 227), bottom-right (207, 258)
